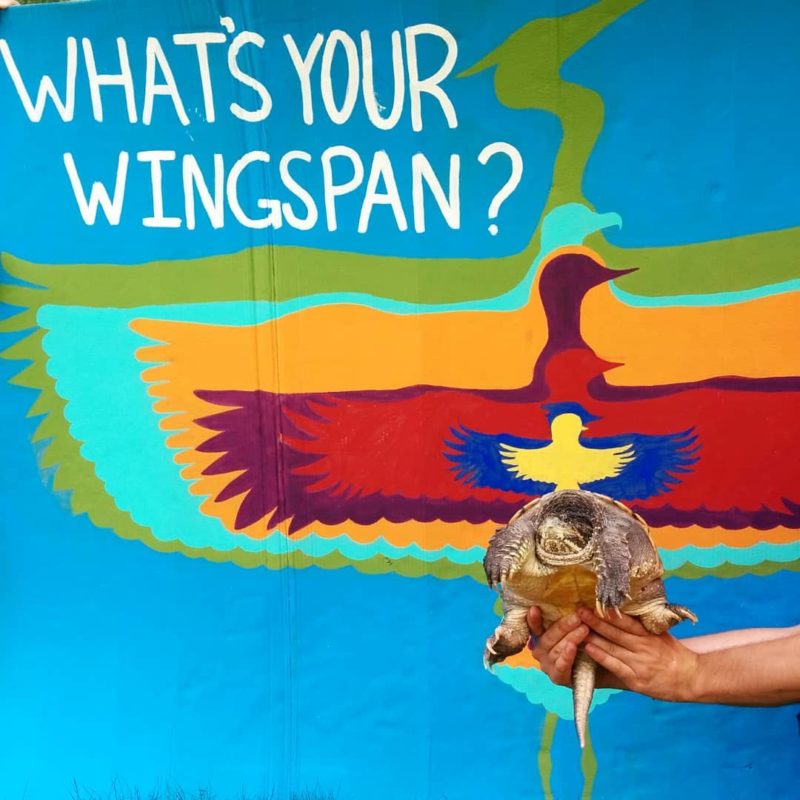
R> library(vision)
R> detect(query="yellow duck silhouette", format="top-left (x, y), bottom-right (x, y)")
top-left (499, 413), bottom-right (635, 490)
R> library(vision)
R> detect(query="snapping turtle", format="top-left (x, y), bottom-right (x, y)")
top-left (483, 489), bottom-right (697, 748)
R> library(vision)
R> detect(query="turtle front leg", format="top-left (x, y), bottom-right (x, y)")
top-left (593, 517), bottom-right (631, 615)
top-left (483, 519), bottom-right (533, 589)
top-left (484, 593), bottom-right (530, 670)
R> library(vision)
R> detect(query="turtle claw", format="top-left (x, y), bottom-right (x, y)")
top-left (597, 579), bottom-right (630, 613)
top-left (483, 637), bottom-right (499, 672)
top-left (595, 600), bottom-right (607, 619)
top-left (483, 623), bottom-right (529, 671)
top-left (668, 603), bottom-right (699, 625)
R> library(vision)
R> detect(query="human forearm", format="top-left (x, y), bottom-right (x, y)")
top-left (528, 607), bottom-right (800, 707)
top-left (680, 625), bottom-right (800, 654)
top-left (683, 633), bottom-right (800, 706)
top-left (581, 610), bottom-right (800, 706)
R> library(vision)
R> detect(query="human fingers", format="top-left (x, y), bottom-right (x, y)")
top-left (0, 1), bottom-right (20, 8)
top-left (584, 632), bottom-right (637, 662)
top-left (549, 639), bottom-right (579, 686)
top-left (546, 624), bottom-right (589, 662)
top-left (538, 612), bottom-right (582, 650)
top-left (584, 640), bottom-right (636, 684)
top-left (532, 622), bottom-right (588, 682)
top-left (527, 606), bottom-right (545, 639)
top-left (533, 626), bottom-right (586, 686)
top-left (579, 608), bottom-right (648, 648)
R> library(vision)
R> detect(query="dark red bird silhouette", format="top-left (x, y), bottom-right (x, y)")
top-left (193, 252), bottom-right (800, 533)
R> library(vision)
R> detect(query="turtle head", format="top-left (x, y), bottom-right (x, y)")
top-left (534, 490), bottom-right (598, 565)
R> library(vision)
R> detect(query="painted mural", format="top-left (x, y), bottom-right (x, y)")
top-left (0, 0), bottom-right (798, 797)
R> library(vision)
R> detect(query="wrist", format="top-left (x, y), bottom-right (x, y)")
top-left (674, 649), bottom-right (704, 702)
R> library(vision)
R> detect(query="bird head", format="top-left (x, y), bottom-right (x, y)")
top-left (549, 412), bottom-right (588, 439)
top-left (540, 350), bottom-right (622, 398)
top-left (543, 403), bottom-right (598, 439)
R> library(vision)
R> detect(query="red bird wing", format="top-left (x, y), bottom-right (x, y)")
top-left (195, 387), bottom-right (550, 532)
top-left (588, 382), bottom-right (800, 527)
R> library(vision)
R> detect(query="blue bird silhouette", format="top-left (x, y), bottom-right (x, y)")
top-left (445, 402), bottom-right (699, 501)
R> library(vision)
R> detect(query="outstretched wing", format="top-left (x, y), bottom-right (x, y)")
top-left (582, 375), bottom-right (800, 526)
top-left (499, 440), bottom-right (635, 484)
top-left (445, 426), bottom-right (556, 495)
top-left (193, 390), bottom-right (538, 532)
top-left (582, 429), bottom-right (699, 500)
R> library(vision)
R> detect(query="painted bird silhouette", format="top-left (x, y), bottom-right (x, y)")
top-left (447, 403), bottom-right (698, 498)
top-left (499, 412), bottom-right (634, 489)
top-left (446, 402), bottom-right (696, 498)
top-left (181, 250), bottom-right (800, 534)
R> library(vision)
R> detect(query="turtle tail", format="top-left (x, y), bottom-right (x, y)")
top-left (572, 647), bottom-right (596, 750)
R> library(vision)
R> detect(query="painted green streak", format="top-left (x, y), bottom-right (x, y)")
top-left (667, 560), bottom-right (800, 580)
top-left (461, 0), bottom-right (800, 296)
top-left (580, 723), bottom-right (599, 800)
top-left (6, 330), bottom-right (147, 540)
top-left (2, 0), bottom-right (791, 316)
top-left (9, 0), bottom-right (794, 319)
top-left (460, 0), bottom-right (644, 214)
top-left (592, 227), bottom-right (800, 297)
top-left (1, 2), bottom-right (634, 317)
top-left (537, 712), bottom-right (558, 800)
top-left (0, 245), bottom-right (533, 328)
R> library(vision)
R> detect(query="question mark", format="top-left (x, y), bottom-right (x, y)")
top-left (478, 142), bottom-right (524, 236)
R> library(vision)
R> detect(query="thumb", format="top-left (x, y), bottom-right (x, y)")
top-left (527, 605), bottom-right (545, 638)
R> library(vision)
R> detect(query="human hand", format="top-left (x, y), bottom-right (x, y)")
top-left (580, 608), bottom-right (699, 702)
top-left (526, 606), bottom-right (590, 686)
top-left (0, 1), bottom-right (20, 9)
